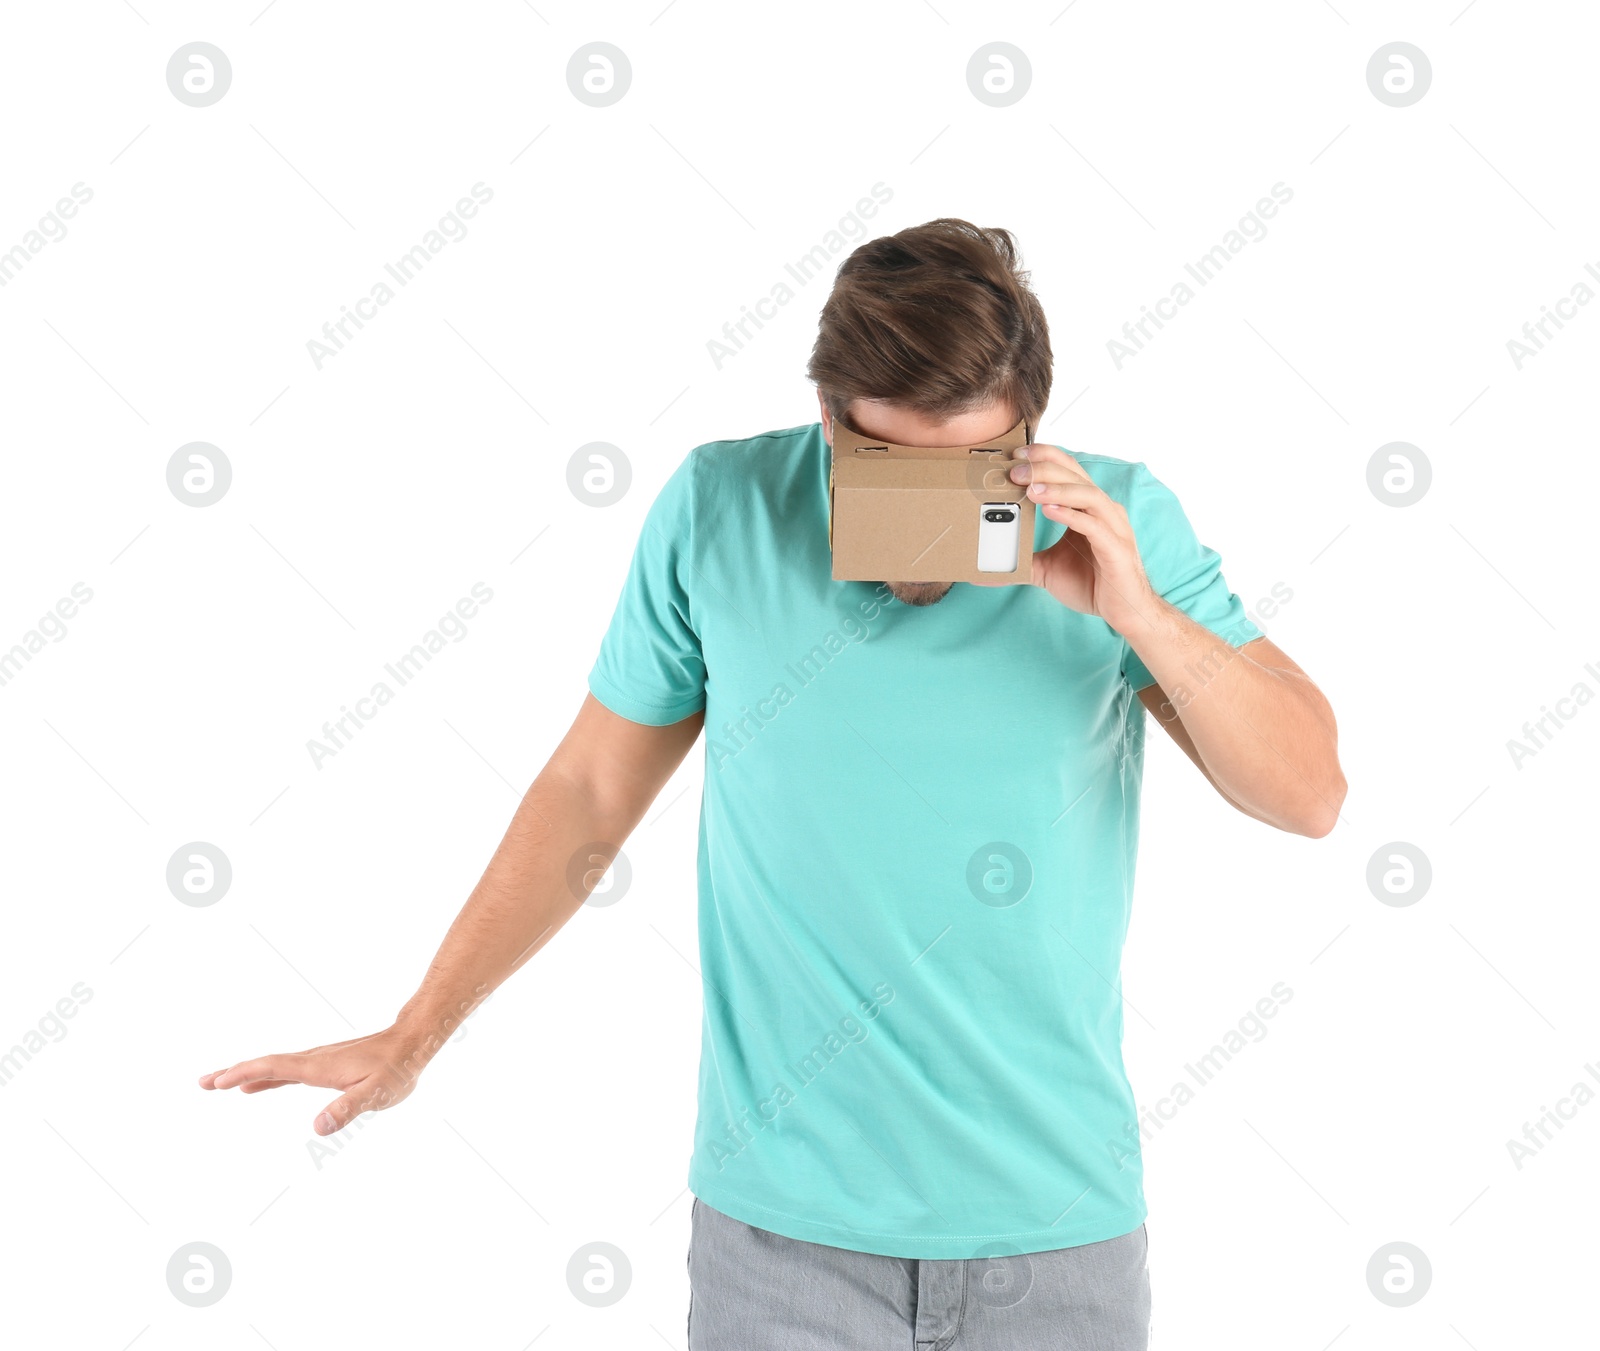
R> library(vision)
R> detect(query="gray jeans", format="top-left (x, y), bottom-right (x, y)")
top-left (686, 1197), bottom-right (1151, 1350)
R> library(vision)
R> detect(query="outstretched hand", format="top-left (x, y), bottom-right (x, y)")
top-left (199, 1026), bottom-right (424, 1136)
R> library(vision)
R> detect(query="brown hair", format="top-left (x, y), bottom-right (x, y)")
top-left (807, 218), bottom-right (1052, 435)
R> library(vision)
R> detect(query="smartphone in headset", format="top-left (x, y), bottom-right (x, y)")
top-left (977, 502), bottom-right (1020, 573)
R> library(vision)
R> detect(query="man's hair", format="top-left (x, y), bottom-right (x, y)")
top-left (807, 218), bottom-right (1052, 434)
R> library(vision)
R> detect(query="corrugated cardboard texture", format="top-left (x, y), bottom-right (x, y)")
top-left (828, 416), bottom-right (1034, 583)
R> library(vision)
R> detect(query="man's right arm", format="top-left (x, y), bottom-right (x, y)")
top-left (199, 694), bottom-right (702, 1136)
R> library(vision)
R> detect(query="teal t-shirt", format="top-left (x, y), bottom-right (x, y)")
top-left (586, 421), bottom-right (1262, 1258)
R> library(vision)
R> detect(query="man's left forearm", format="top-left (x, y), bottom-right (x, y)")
top-left (1121, 599), bottom-right (1346, 836)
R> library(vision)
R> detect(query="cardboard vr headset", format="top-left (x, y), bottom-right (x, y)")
top-left (828, 415), bottom-right (1034, 584)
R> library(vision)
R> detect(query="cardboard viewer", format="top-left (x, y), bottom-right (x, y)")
top-left (828, 415), bottom-right (1034, 584)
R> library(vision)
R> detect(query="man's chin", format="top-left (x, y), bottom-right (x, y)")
top-left (886, 581), bottom-right (955, 608)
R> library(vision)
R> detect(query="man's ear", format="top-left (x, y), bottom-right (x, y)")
top-left (817, 391), bottom-right (832, 445)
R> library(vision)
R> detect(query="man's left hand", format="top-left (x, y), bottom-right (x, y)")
top-left (991, 444), bottom-right (1160, 636)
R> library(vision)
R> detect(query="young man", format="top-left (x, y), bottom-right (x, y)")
top-left (202, 219), bottom-right (1344, 1349)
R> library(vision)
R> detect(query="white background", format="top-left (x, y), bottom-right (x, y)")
top-left (1, 1), bottom-right (1594, 1347)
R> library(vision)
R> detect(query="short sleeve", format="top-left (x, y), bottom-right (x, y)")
top-left (1116, 463), bottom-right (1262, 693)
top-left (586, 449), bottom-right (707, 725)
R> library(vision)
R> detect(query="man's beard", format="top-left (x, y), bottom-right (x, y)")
top-left (886, 581), bottom-right (954, 607)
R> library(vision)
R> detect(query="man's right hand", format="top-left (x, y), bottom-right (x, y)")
top-left (199, 1024), bottom-right (433, 1136)
top-left (197, 695), bottom-right (705, 1140)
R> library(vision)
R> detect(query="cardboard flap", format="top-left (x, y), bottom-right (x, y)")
top-left (831, 417), bottom-right (1029, 459)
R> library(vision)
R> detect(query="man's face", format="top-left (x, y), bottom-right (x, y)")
top-left (820, 393), bottom-right (1020, 607)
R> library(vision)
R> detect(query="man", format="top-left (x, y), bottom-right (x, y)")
top-left (202, 218), bottom-right (1344, 1349)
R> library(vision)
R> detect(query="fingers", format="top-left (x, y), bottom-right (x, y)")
top-left (1023, 479), bottom-right (1104, 510)
top-left (1009, 447), bottom-right (1133, 536)
top-left (1027, 484), bottom-right (1137, 550)
top-left (315, 1095), bottom-right (358, 1136)
top-left (201, 1030), bottom-right (393, 1091)
top-left (1043, 505), bottom-right (1129, 559)
top-left (1039, 505), bottom-right (1127, 574)
top-left (1044, 507), bottom-right (1160, 625)
top-left (208, 1055), bottom-right (310, 1092)
top-left (200, 1028), bottom-right (419, 1137)
top-left (1045, 504), bottom-right (1112, 538)
top-left (315, 1079), bottom-right (398, 1136)
top-left (1012, 444), bottom-right (1091, 483)
top-left (1024, 476), bottom-right (1134, 542)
